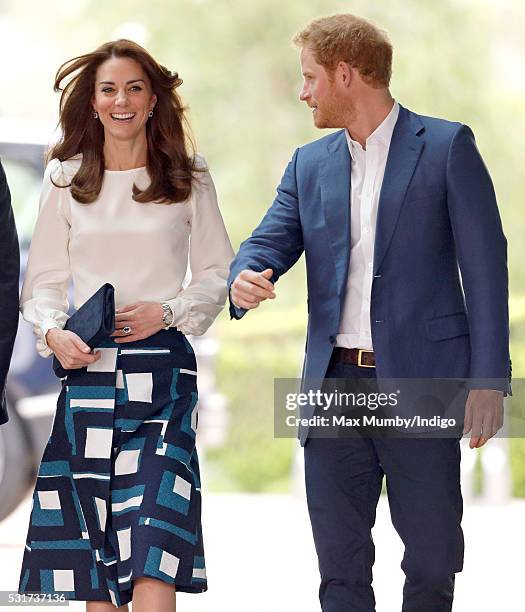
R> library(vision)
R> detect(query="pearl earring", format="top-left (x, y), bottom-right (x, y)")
top-left (93, 111), bottom-right (99, 119)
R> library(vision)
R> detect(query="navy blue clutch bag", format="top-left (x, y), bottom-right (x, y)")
top-left (52, 283), bottom-right (116, 378)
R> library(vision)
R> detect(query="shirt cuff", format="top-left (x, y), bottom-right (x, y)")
top-left (37, 319), bottom-right (64, 357)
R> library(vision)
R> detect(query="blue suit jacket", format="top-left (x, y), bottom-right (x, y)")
top-left (0, 160), bottom-right (20, 425)
top-left (229, 105), bottom-right (511, 443)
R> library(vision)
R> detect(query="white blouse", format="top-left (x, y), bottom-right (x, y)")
top-left (20, 155), bottom-right (234, 357)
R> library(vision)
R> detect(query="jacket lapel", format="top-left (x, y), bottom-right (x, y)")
top-left (373, 105), bottom-right (425, 274)
top-left (320, 131), bottom-right (351, 297)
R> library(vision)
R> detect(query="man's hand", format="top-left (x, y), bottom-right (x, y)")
top-left (230, 268), bottom-right (276, 310)
top-left (46, 328), bottom-right (101, 370)
top-left (462, 389), bottom-right (504, 449)
top-left (111, 301), bottom-right (165, 343)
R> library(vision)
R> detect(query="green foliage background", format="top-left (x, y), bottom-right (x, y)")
top-left (2, 0), bottom-right (524, 493)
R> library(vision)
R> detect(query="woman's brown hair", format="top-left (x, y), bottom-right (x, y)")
top-left (49, 39), bottom-right (201, 204)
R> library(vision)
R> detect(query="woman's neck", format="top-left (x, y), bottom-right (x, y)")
top-left (103, 132), bottom-right (148, 170)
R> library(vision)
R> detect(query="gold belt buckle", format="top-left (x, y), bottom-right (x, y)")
top-left (357, 349), bottom-right (375, 368)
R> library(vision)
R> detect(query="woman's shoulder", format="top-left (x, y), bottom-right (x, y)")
top-left (193, 153), bottom-right (209, 173)
top-left (45, 154), bottom-right (82, 185)
top-left (191, 153), bottom-right (214, 190)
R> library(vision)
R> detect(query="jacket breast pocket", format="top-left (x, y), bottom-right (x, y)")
top-left (425, 312), bottom-right (469, 341)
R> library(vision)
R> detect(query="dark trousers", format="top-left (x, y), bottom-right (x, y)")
top-left (304, 361), bottom-right (464, 612)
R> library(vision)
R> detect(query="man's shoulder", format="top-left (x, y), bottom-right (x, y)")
top-left (406, 107), bottom-right (465, 141)
top-left (295, 130), bottom-right (345, 162)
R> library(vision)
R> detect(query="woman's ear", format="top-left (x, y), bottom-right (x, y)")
top-left (150, 93), bottom-right (158, 110)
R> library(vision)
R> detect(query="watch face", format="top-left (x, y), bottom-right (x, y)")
top-left (163, 305), bottom-right (174, 326)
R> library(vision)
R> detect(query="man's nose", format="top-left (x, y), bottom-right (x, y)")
top-left (299, 87), bottom-right (309, 102)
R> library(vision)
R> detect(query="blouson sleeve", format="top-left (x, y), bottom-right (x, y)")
top-left (20, 160), bottom-right (71, 357)
top-left (166, 160), bottom-right (234, 336)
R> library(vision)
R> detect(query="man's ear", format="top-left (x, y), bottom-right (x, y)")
top-left (339, 61), bottom-right (353, 88)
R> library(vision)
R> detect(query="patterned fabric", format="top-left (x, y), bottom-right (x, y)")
top-left (18, 329), bottom-right (206, 605)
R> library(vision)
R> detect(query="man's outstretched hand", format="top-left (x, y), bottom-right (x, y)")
top-left (463, 389), bottom-right (504, 449)
top-left (231, 268), bottom-right (276, 310)
top-left (231, 271), bottom-right (505, 450)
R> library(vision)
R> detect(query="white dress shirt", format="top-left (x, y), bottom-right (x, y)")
top-left (336, 100), bottom-right (400, 350)
top-left (20, 155), bottom-right (234, 357)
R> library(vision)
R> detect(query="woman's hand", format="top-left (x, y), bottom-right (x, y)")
top-left (111, 301), bottom-right (165, 343)
top-left (46, 328), bottom-right (101, 370)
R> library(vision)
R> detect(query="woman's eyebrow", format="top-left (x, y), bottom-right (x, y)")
top-left (98, 79), bottom-right (145, 85)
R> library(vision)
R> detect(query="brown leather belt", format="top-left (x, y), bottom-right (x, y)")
top-left (331, 347), bottom-right (376, 368)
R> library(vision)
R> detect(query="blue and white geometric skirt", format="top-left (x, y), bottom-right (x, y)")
top-left (18, 329), bottom-right (206, 605)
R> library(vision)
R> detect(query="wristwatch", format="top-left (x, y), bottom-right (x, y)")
top-left (161, 303), bottom-right (174, 329)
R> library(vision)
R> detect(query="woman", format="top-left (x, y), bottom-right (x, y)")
top-left (18, 40), bottom-right (233, 611)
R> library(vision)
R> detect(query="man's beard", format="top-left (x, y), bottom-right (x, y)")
top-left (314, 94), bottom-right (354, 129)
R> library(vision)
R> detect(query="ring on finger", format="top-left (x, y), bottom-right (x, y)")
top-left (123, 326), bottom-right (132, 335)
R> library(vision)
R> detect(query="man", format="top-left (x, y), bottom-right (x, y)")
top-left (229, 14), bottom-right (511, 612)
top-left (0, 160), bottom-right (20, 426)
